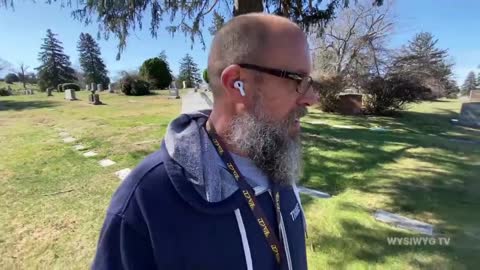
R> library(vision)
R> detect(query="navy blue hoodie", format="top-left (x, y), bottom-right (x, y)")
top-left (92, 111), bottom-right (308, 270)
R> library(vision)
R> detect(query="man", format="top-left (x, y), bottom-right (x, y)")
top-left (93, 13), bottom-right (318, 270)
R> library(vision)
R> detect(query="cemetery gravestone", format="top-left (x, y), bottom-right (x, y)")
top-left (108, 83), bottom-right (114, 93)
top-left (92, 94), bottom-right (102, 105)
top-left (47, 88), bottom-right (53, 96)
top-left (455, 90), bottom-right (480, 128)
top-left (470, 90), bottom-right (480, 102)
top-left (97, 84), bottom-right (103, 92)
top-left (182, 81), bottom-right (187, 89)
top-left (64, 89), bottom-right (77, 101)
top-left (338, 93), bottom-right (363, 115)
top-left (169, 88), bottom-right (180, 99)
top-left (91, 82), bottom-right (96, 92)
top-left (458, 102), bottom-right (480, 128)
top-left (86, 84), bottom-right (90, 91)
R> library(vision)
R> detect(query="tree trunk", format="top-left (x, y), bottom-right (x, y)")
top-left (233, 0), bottom-right (263, 16)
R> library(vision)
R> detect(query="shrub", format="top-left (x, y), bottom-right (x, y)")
top-left (311, 73), bottom-right (346, 112)
top-left (0, 88), bottom-right (11, 96)
top-left (120, 73), bottom-right (150, 96)
top-left (5, 73), bottom-right (19, 84)
top-left (62, 83), bottom-right (80, 91)
top-left (203, 69), bottom-right (209, 83)
top-left (139, 57), bottom-right (172, 89)
top-left (361, 75), bottom-right (430, 115)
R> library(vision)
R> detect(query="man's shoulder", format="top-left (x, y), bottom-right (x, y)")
top-left (106, 146), bottom-right (174, 217)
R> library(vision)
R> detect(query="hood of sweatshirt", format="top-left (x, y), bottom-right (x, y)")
top-left (162, 110), bottom-right (270, 214)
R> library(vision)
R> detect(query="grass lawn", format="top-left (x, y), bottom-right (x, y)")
top-left (1, 91), bottom-right (479, 269)
top-left (301, 100), bottom-right (480, 269)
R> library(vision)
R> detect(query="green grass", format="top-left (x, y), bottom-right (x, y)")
top-left (301, 100), bottom-right (480, 269)
top-left (0, 81), bottom-right (40, 94)
top-left (1, 93), bottom-right (479, 269)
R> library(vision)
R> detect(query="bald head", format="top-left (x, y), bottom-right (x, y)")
top-left (208, 13), bottom-right (307, 97)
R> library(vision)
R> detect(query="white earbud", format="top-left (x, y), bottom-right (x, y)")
top-left (234, 80), bottom-right (246, 96)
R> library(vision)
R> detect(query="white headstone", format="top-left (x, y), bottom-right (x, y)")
top-left (108, 83), bottom-right (114, 93)
top-left (115, 168), bottom-right (132, 181)
top-left (59, 132), bottom-right (70, 137)
top-left (86, 84), bottom-right (90, 91)
top-left (83, 151), bottom-right (98, 157)
top-left (64, 89), bottom-right (76, 100)
top-left (73, 144), bottom-right (86, 151)
top-left (374, 210), bottom-right (434, 235)
top-left (62, 137), bottom-right (76, 143)
top-left (97, 84), bottom-right (103, 92)
top-left (91, 82), bottom-right (96, 91)
top-left (99, 159), bottom-right (116, 167)
top-left (332, 124), bottom-right (353, 129)
top-left (182, 81), bottom-right (187, 89)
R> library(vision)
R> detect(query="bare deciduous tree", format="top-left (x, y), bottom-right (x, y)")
top-left (311, 0), bottom-right (394, 83)
top-left (18, 63), bottom-right (29, 89)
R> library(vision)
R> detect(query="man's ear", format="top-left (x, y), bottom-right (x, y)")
top-left (221, 65), bottom-right (245, 99)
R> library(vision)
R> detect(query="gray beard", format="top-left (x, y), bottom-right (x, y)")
top-left (226, 103), bottom-right (306, 186)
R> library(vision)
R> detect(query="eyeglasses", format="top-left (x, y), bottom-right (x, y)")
top-left (238, 63), bottom-right (313, 95)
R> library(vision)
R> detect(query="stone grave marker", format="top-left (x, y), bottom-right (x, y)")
top-left (99, 159), bottom-right (116, 167)
top-left (457, 102), bottom-right (480, 128)
top-left (115, 168), bottom-right (132, 181)
top-left (47, 88), bottom-right (53, 96)
top-left (97, 84), bottom-right (103, 92)
top-left (64, 89), bottom-right (77, 101)
top-left (332, 124), bottom-right (354, 129)
top-left (374, 210), bottom-right (434, 235)
top-left (92, 94), bottom-right (102, 105)
top-left (90, 82), bottom-right (96, 92)
top-left (469, 90), bottom-right (480, 102)
top-left (370, 126), bottom-right (389, 132)
top-left (297, 186), bottom-right (331, 198)
top-left (182, 81), bottom-right (187, 89)
top-left (83, 151), bottom-right (98, 157)
top-left (74, 144), bottom-right (87, 151)
top-left (86, 84), bottom-right (90, 91)
top-left (108, 83), bottom-right (114, 93)
top-left (62, 137), bottom-right (76, 143)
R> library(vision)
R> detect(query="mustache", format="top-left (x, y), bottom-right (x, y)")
top-left (285, 107), bottom-right (308, 125)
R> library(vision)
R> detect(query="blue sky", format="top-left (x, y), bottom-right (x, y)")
top-left (0, 0), bottom-right (479, 84)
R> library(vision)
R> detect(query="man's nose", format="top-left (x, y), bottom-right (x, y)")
top-left (297, 87), bottom-right (319, 107)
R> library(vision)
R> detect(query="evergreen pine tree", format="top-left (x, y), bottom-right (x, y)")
top-left (36, 29), bottom-right (77, 91)
top-left (391, 32), bottom-right (454, 98)
top-left (462, 71), bottom-right (477, 94)
top-left (178, 54), bottom-right (201, 88)
top-left (158, 50), bottom-right (172, 76)
top-left (77, 33), bottom-right (110, 88)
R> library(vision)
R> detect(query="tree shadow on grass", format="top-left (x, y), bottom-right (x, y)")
top-left (300, 124), bottom-right (418, 194)
top-left (301, 107), bottom-right (479, 268)
top-left (357, 150), bottom-right (480, 265)
top-left (0, 100), bottom-right (60, 111)
top-left (301, 107), bottom-right (479, 195)
top-left (306, 202), bottom-right (464, 268)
